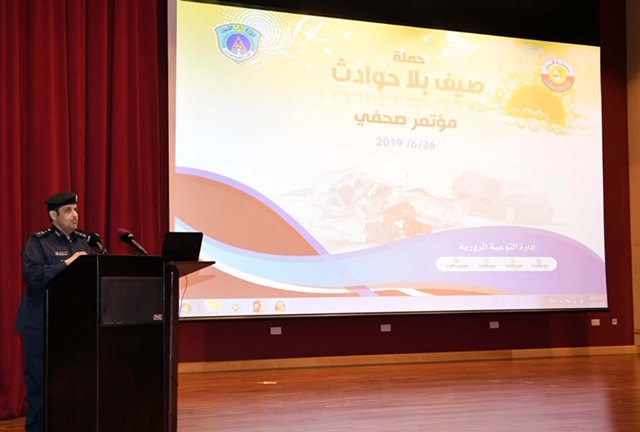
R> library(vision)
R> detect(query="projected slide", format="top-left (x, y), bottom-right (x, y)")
top-left (170, 0), bottom-right (606, 318)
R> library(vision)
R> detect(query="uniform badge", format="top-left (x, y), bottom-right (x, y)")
top-left (34, 229), bottom-right (51, 238)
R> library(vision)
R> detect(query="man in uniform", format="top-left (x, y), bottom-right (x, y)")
top-left (15, 192), bottom-right (96, 432)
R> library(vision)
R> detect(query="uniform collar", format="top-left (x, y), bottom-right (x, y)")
top-left (50, 225), bottom-right (79, 240)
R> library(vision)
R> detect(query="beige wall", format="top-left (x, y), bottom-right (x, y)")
top-left (628, 0), bottom-right (640, 344)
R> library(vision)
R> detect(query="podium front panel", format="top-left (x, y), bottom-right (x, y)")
top-left (100, 276), bottom-right (164, 326)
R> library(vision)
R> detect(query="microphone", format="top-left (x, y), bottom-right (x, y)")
top-left (87, 232), bottom-right (108, 254)
top-left (116, 228), bottom-right (148, 255)
top-left (77, 229), bottom-right (108, 254)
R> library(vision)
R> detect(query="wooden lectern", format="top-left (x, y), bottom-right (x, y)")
top-left (44, 255), bottom-right (213, 432)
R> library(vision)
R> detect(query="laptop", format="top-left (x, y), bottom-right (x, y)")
top-left (161, 231), bottom-right (203, 262)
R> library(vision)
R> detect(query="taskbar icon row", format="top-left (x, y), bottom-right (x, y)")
top-left (179, 298), bottom-right (290, 317)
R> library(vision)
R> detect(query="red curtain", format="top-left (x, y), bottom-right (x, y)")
top-left (0, 0), bottom-right (168, 420)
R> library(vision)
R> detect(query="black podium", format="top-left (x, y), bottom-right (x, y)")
top-left (44, 255), bottom-right (213, 432)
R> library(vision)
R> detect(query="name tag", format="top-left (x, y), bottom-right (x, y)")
top-left (54, 251), bottom-right (69, 256)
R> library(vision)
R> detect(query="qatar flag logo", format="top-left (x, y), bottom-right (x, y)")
top-left (214, 23), bottom-right (261, 64)
top-left (541, 58), bottom-right (575, 92)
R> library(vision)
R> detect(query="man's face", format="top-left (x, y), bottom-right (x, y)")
top-left (50, 204), bottom-right (79, 235)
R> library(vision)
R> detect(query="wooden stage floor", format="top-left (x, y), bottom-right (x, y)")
top-left (2, 354), bottom-right (640, 431)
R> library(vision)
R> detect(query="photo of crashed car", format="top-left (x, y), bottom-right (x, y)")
top-left (277, 169), bottom-right (470, 247)
top-left (452, 171), bottom-right (553, 225)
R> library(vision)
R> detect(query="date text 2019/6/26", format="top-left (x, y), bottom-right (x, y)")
top-left (375, 137), bottom-right (435, 150)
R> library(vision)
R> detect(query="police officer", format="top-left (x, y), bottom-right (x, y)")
top-left (16, 192), bottom-right (96, 432)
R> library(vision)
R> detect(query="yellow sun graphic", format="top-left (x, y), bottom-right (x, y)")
top-left (505, 86), bottom-right (566, 125)
top-left (492, 71), bottom-right (583, 134)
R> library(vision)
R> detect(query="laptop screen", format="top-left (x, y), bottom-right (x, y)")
top-left (161, 232), bottom-right (203, 262)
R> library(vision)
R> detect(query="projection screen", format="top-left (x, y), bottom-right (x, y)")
top-left (168, 0), bottom-right (607, 318)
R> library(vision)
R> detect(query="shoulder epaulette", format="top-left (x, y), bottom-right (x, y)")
top-left (33, 228), bottom-right (52, 238)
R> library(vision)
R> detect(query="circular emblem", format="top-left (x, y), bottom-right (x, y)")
top-left (215, 23), bottom-right (262, 64)
top-left (541, 58), bottom-right (575, 92)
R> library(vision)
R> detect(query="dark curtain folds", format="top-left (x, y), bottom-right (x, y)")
top-left (0, 0), bottom-right (168, 420)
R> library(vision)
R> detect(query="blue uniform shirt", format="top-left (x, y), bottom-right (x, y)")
top-left (16, 226), bottom-right (96, 336)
